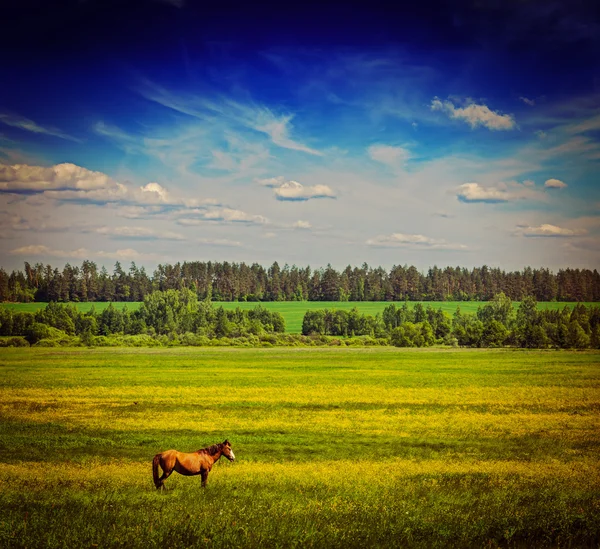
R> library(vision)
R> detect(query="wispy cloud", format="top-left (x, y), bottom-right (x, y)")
top-left (431, 98), bottom-right (516, 130)
top-left (9, 244), bottom-right (159, 260)
top-left (197, 237), bottom-right (242, 247)
top-left (257, 176), bottom-right (286, 188)
top-left (564, 113), bottom-right (600, 135)
top-left (256, 115), bottom-right (322, 156)
top-left (368, 144), bottom-right (410, 171)
top-left (93, 226), bottom-right (185, 240)
top-left (0, 113), bottom-right (80, 142)
top-left (543, 136), bottom-right (600, 158)
top-left (0, 213), bottom-right (74, 233)
top-left (519, 96), bottom-right (536, 106)
top-left (514, 224), bottom-right (587, 237)
top-left (178, 208), bottom-right (268, 225)
top-left (366, 232), bottom-right (468, 250)
top-left (137, 79), bottom-right (322, 155)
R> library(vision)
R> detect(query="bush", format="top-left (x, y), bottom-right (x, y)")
top-left (0, 336), bottom-right (30, 347)
top-left (442, 334), bottom-right (459, 347)
top-left (33, 333), bottom-right (81, 347)
top-left (33, 338), bottom-right (61, 347)
top-left (90, 334), bottom-right (162, 347)
top-left (260, 334), bottom-right (278, 345)
top-left (25, 322), bottom-right (52, 344)
top-left (122, 334), bottom-right (162, 347)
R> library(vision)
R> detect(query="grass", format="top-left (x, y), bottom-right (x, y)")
top-left (0, 347), bottom-right (599, 547)
top-left (2, 300), bottom-right (596, 334)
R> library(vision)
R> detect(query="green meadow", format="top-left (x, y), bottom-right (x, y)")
top-left (0, 347), bottom-right (599, 547)
top-left (2, 300), bottom-right (595, 334)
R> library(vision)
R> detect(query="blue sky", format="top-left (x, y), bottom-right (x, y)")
top-left (1, 0), bottom-right (599, 272)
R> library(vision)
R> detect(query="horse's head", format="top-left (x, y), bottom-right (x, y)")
top-left (222, 439), bottom-right (235, 462)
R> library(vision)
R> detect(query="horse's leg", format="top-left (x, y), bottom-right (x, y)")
top-left (201, 470), bottom-right (208, 488)
top-left (156, 456), bottom-right (174, 490)
top-left (158, 467), bottom-right (173, 490)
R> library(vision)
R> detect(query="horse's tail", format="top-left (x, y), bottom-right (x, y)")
top-left (152, 454), bottom-right (162, 488)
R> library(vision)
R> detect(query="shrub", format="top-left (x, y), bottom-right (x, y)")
top-left (34, 338), bottom-right (61, 347)
top-left (25, 322), bottom-right (52, 344)
top-left (0, 336), bottom-right (30, 347)
top-left (122, 334), bottom-right (162, 347)
top-left (260, 334), bottom-right (278, 345)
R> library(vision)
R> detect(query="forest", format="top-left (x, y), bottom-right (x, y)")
top-left (1, 260), bottom-right (599, 303)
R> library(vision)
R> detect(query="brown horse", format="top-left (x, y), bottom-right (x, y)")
top-left (152, 439), bottom-right (235, 489)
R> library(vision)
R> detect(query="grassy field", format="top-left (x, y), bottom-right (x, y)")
top-left (2, 300), bottom-right (596, 334)
top-left (0, 347), bottom-right (599, 547)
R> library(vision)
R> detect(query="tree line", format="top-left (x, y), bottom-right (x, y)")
top-left (0, 289), bottom-right (285, 347)
top-left (0, 290), bottom-right (598, 349)
top-left (302, 294), bottom-right (600, 349)
top-left (1, 260), bottom-right (599, 304)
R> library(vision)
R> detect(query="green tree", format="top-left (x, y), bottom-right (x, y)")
top-left (302, 310), bottom-right (326, 335)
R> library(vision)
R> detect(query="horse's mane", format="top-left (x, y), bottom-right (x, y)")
top-left (196, 443), bottom-right (223, 456)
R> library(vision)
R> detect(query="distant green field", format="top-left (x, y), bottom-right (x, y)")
top-left (0, 347), bottom-right (598, 548)
top-left (1, 301), bottom-right (595, 334)
top-left (0, 301), bottom-right (143, 314)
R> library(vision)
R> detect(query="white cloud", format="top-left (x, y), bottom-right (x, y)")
top-left (519, 96), bottom-right (535, 106)
top-left (139, 182), bottom-right (171, 202)
top-left (0, 161), bottom-right (218, 210)
top-left (0, 162), bottom-right (115, 192)
top-left (457, 182), bottom-right (541, 203)
top-left (544, 178), bottom-right (567, 189)
top-left (366, 232), bottom-right (467, 250)
top-left (368, 144), bottom-right (410, 169)
top-left (514, 224), bottom-right (587, 237)
top-left (431, 98), bottom-right (516, 130)
top-left (257, 176), bottom-right (336, 201)
top-left (96, 248), bottom-right (161, 260)
top-left (293, 220), bottom-right (312, 229)
top-left (178, 208), bottom-right (268, 225)
top-left (274, 180), bottom-right (336, 201)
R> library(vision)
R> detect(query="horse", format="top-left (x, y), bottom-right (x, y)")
top-left (152, 439), bottom-right (235, 489)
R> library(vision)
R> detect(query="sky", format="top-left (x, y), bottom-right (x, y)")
top-left (1, 0), bottom-right (599, 273)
